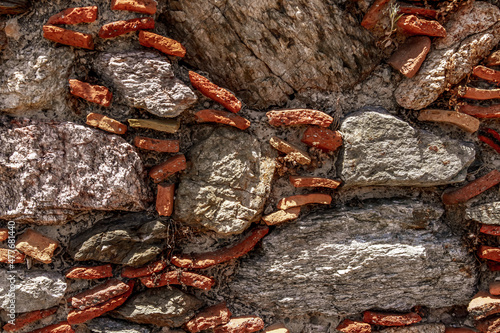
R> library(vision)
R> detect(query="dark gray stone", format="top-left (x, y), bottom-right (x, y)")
top-left (466, 202), bottom-right (500, 225)
top-left (87, 317), bottom-right (151, 333)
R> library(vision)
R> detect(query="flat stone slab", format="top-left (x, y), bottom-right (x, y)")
top-left (466, 202), bottom-right (500, 225)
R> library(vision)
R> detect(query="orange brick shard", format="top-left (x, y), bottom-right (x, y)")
top-left (473, 65), bottom-right (500, 84)
top-left (43, 25), bottom-right (94, 50)
top-left (185, 302), bottom-right (232, 333)
top-left (111, 0), bottom-right (157, 15)
top-left (418, 109), bottom-right (480, 133)
top-left (134, 136), bottom-right (180, 153)
top-left (86, 113), bottom-right (127, 135)
top-left (3, 307), bottom-right (58, 332)
top-left (195, 109), bottom-right (250, 130)
top-left (476, 317), bottom-right (500, 333)
top-left (140, 270), bottom-right (216, 290)
top-left (0, 248), bottom-right (25, 263)
top-left (69, 279), bottom-right (130, 310)
top-left (397, 15), bottom-right (446, 37)
top-left (267, 109), bottom-right (333, 127)
top-left (398, 6), bottom-right (438, 19)
top-left (459, 87), bottom-right (500, 100)
top-left (277, 193), bottom-right (332, 210)
top-left (189, 71), bottom-right (242, 113)
top-left (468, 291), bottom-right (500, 320)
top-left (301, 126), bottom-right (342, 151)
top-left (0, 228), bottom-right (8, 241)
top-left (479, 246), bottom-right (500, 263)
top-left (491, 282), bottom-right (500, 296)
top-left (362, 311), bottom-right (422, 326)
top-left (442, 170), bottom-right (500, 205)
top-left (139, 31), bottom-right (186, 57)
top-left (99, 17), bottom-right (154, 39)
top-left (16, 229), bottom-right (59, 264)
top-left (156, 183), bottom-right (175, 216)
top-left (65, 264), bottom-right (113, 279)
top-left (289, 176), bottom-right (341, 189)
top-left (70, 79), bottom-right (112, 107)
top-left (149, 154), bottom-right (187, 183)
top-left (47, 6), bottom-right (98, 25)
top-left (171, 226), bottom-right (269, 269)
top-left (458, 104), bottom-right (500, 119)
top-left (27, 321), bottom-right (74, 333)
top-left (387, 36), bottom-right (431, 79)
top-left (262, 207), bottom-right (301, 226)
top-left (481, 225), bottom-right (500, 236)
top-left (361, 0), bottom-right (391, 29)
top-left (214, 316), bottom-right (265, 333)
top-left (121, 259), bottom-right (168, 278)
top-left (336, 319), bottom-right (372, 333)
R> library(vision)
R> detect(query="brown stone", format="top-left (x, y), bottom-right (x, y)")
top-left (195, 109), bottom-right (251, 130)
top-left (362, 311), bottom-right (422, 326)
top-left (491, 282), bottom-right (500, 296)
top-left (442, 170), bottom-right (500, 205)
top-left (476, 315), bottom-right (500, 333)
top-left (149, 154), bottom-right (187, 183)
top-left (16, 229), bottom-right (59, 264)
top-left (445, 328), bottom-right (477, 333)
top-left (139, 31), bottom-right (186, 57)
top-left (43, 25), bottom-right (94, 50)
top-left (269, 136), bottom-right (311, 165)
top-left (459, 87), bottom-right (500, 100)
top-left (267, 109), bottom-right (333, 127)
top-left (262, 207), bottom-right (301, 226)
top-left (3, 307), bottom-right (58, 332)
top-left (0, 228), bottom-right (8, 242)
top-left (214, 316), bottom-right (265, 333)
top-left (27, 321), bottom-right (74, 333)
top-left (458, 104), bottom-right (500, 119)
top-left (65, 264), bottom-right (113, 279)
top-left (397, 15), bottom-right (446, 37)
top-left (418, 109), bottom-right (480, 133)
top-left (189, 71), bottom-right (242, 113)
top-left (0, 248), bottom-right (25, 263)
top-left (289, 176), bottom-right (341, 189)
top-left (336, 319), bottom-right (371, 333)
top-left (86, 113), bottom-right (127, 135)
top-left (277, 193), bottom-right (332, 210)
top-left (468, 291), bottom-right (500, 320)
top-left (69, 279), bottom-right (130, 310)
top-left (301, 126), bottom-right (342, 152)
top-left (156, 183), bottom-right (175, 217)
top-left (398, 6), bottom-right (438, 19)
top-left (99, 17), bottom-right (154, 38)
top-left (134, 136), bottom-right (180, 153)
top-left (361, 0), bottom-right (391, 29)
top-left (111, 0), bottom-right (157, 15)
top-left (121, 259), bottom-right (168, 278)
top-left (70, 79), bottom-right (112, 107)
top-left (185, 302), bottom-right (232, 333)
top-left (387, 36), bottom-right (431, 78)
top-left (486, 50), bottom-right (500, 67)
top-left (140, 270), bottom-right (216, 290)
top-left (265, 323), bottom-right (290, 333)
top-left (47, 6), bottom-right (98, 25)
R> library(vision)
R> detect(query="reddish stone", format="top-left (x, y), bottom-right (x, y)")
top-left (301, 126), bottom-right (342, 151)
top-left (47, 6), bottom-right (98, 25)
top-left (362, 311), bottom-right (422, 326)
top-left (171, 226), bottom-right (269, 269)
top-left (265, 323), bottom-right (290, 333)
top-left (418, 109), bottom-right (480, 133)
top-left (0, 228), bottom-right (8, 241)
top-left (140, 270), bottom-right (215, 290)
top-left (458, 104), bottom-right (500, 119)
top-left (86, 113), bottom-right (127, 135)
top-left (481, 225), bottom-right (500, 236)
top-left (195, 109), bottom-right (251, 130)
top-left (3, 307), bottom-right (57, 332)
top-left (189, 71), bottom-right (242, 113)
top-left (262, 207), bottom-right (301, 226)
top-left (43, 25), bottom-right (94, 50)
top-left (399, 6), bottom-right (438, 19)
top-left (387, 36), bottom-right (431, 78)
top-left (468, 291), bottom-right (500, 320)
top-left (122, 260), bottom-right (167, 278)
top-left (27, 321), bottom-right (74, 333)
top-left (277, 193), bottom-right (332, 210)
top-left (156, 183), bottom-right (175, 217)
top-left (459, 87), bottom-right (500, 100)
top-left (479, 128), bottom-right (500, 154)
top-left (336, 319), bottom-right (371, 333)
top-left (69, 279), bottom-right (130, 310)
top-left (489, 261), bottom-right (500, 272)
top-left (149, 154), bottom-right (187, 183)
top-left (99, 17), bottom-right (154, 39)
top-left (214, 316), bottom-right (265, 333)
top-left (0, 248), bottom-right (25, 263)
top-left (442, 170), bottom-right (500, 205)
top-left (486, 50), bottom-right (500, 67)
top-left (16, 229), bottom-right (59, 264)
top-left (445, 328), bottom-right (477, 333)
top-left (65, 264), bottom-right (113, 279)
top-left (139, 31), bottom-right (186, 57)
top-left (111, 0), bottom-right (157, 15)
top-left (361, 0), bottom-right (391, 29)
top-left (476, 316), bottom-right (500, 333)
top-left (474, 65), bottom-right (500, 84)
top-left (491, 282), bottom-right (500, 296)
top-left (479, 246), bottom-right (500, 263)
top-left (70, 79), bottom-right (112, 107)
top-left (397, 15), bottom-right (446, 37)
top-left (134, 136), bottom-right (180, 153)
top-left (269, 136), bottom-right (311, 165)
top-left (267, 109), bottom-right (333, 127)
top-left (185, 302), bottom-right (232, 333)
top-left (289, 176), bottom-right (341, 189)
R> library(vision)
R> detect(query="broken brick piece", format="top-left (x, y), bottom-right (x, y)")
top-left (361, 0), bottom-right (391, 29)
top-left (489, 261), bottom-right (500, 272)
top-left (387, 36), bottom-right (431, 78)
top-left (171, 226), bottom-right (269, 269)
top-left (27, 321), bottom-right (74, 333)
top-left (399, 6), bottom-right (438, 19)
top-left (473, 65), bottom-right (500, 84)
top-left (189, 71), bottom-right (242, 113)
top-left (214, 316), bottom-right (265, 333)
top-left (70, 79), bottom-right (113, 107)
top-left (267, 109), bottom-right (333, 127)
top-left (121, 260), bottom-right (167, 278)
top-left (397, 15), bottom-right (446, 37)
top-left (445, 328), bottom-right (477, 333)
top-left (86, 113), bottom-right (127, 135)
top-left (111, 0), bottom-right (157, 15)
top-left (0, 228), bottom-right (8, 242)
top-left (362, 311), bottom-right (422, 326)
top-left (458, 104), bottom-right (500, 119)
top-left (3, 307), bottom-right (58, 332)
top-left (262, 207), bottom-right (301, 226)
top-left (481, 225), bottom-right (500, 236)
top-left (140, 270), bottom-right (215, 290)
top-left (301, 126), bottom-right (342, 152)
top-left (336, 319), bottom-right (372, 333)
top-left (185, 302), bottom-right (232, 333)
top-left (486, 50), bottom-right (500, 67)
top-left (265, 323), bottom-right (290, 333)
top-left (491, 282), bottom-right (500, 296)
top-left (418, 109), bottom-right (480, 133)
top-left (479, 246), bottom-right (500, 263)
top-left (65, 264), bottom-right (113, 279)
top-left (479, 128), bottom-right (500, 154)
top-left (459, 87), bottom-right (500, 100)
top-left (134, 136), bottom-right (179, 153)
top-left (269, 136), bottom-right (311, 165)
top-left (289, 176), bottom-right (341, 189)
top-left (0, 248), bottom-right (25, 263)
top-left (476, 316), bottom-right (500, 333)
top-left (149, 154), bottom-right (187, 183)
top-left (156, 183), bottom-right (175, 216)
top-left (139, 31), bottom-right (186, 57)
top-left (468, 291), bottom-right (500, 320)
top-left (277, 193), bottom-right (332, 210)
top-left (195, 109), bottom-right (251, 130)
top-left (442, 170), bottom-right (500, 205)
top-left (69, 279), bottom-right (130, 310)
top-left (47, 6), bottom-right (98, 25)
top-left (99, 17), bottom-right (154, 39)
top-left (43, 25), bottom-right (94, 50)
top-left (15, 229), bottom-right (59, 264)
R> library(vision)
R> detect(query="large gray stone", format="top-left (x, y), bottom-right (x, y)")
top-left (227, 200), bottom-right (477, 317)
top-left (175, 128), bottom-right (275, 235)
top-left (466, 202), bottom-right (500, 225)
top-left (378, 324), bottom-right (445, 333)
top-left (340, 107), bottom-right (475, 187)
top-left (87, 317), bottom-right (151, 333)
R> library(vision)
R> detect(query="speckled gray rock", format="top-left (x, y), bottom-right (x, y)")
top-left (175, 128), bottom-right (275, 235)
top-left (112, 287), bottom-right (203, 327)
top-left (69, 213), bottom-right (168, 267)
top-left (228, 200), bottom-right (477, 317)
top-left (377, 324), bottom-right (445, 333)
top-left (95, 51), bottom-right (197, 118)
top-left (0, 270), bottom-right (67, 313)
top-left (466, 202), bottom-right (500, 225)
top-left (0, 118), bottom-right (150, 224)
top-left (88, 317), bottom-right (151, 333)
top-left (340, 107), bottom-right (475, 187)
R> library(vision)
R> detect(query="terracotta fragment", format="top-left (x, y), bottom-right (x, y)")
top-left (0, 248), bottom-right (25, 263)
top-left (3, 307), bottom-right (58, 332)
top-left (417, 109), bottom-right (480, 133)
top-left (65, 264), bottom-right (113, 279)
top-left (459, 87), bottom-right (500, 100)
top-left (156, 183), bottom-right (175, 216)
top-left (214, 316), bottom-right (265, 333)
top-left (362, 311), bottom-right (422, 326)
top-left (69, 79), bottom-right (113, 107)
top-left (458, 104), bottom-right (500, 119)
top-left (139, 31), bottom-right (186, 57)
top-left (277, 193), bottom-right (332, 210)
top-left (301, 126), bottom-right (342, 151)
top-left (99, 17), bottom-right (154, 38)
top-left (336, 319), bottom-right (371, 333)
top-left (473, 65), bottom-right (500, 84)
top-left (478, 128), bottom-right (500, 154)
top-left (491, 282), bottom-right (500, 296)
top-left (86, 113), bottom-right (127, 135)
top-left (481, 225), bottom-right (500, 236)
top-left (0, 228), bottom-right (8, 241)
top-left (479, 246), bottom-right (500, 263)
top-left (442, 170), bottom-right (500, 205)
top-left (361, 0), bottom-right (391, 29)
top-left (15, 229), bottom-right (59, 264)
top-left (110, 0), bottom-right (157, 15)
top-left (387, 36), bottom-right (431, 78)
top-left (269, 136), bottom-right (311, 165)
top-left (397, 15), bottom-right (446, 37)
top-left (468, 291), bottom-right (500, 320)
top-left (69, 279), bottom-right (130, 310)
top-left (289, 176), bottom-right (341, 189)
top-left (140, 270), bottom-right (216, 290)
top-left (43, 25), bottom-right (94, 50)
top-left (189, 71), bottom-right (242, 113)
top-left (476, 316), bottom-right (500, 333)
top-left (121, 259), bottom-right (168, 278)
top-left (265, 323), bottom-right (290, 333)
top-left (134, 136), bottom-right (180, 153)
top-left (267, 109), bottom-right (333, 127)
top-left (149, 154), bottom-right (187, 183)
top-left (185, 302), bottom-right (232, 333)
top-left (27, 321), bottom-right (74, 333)
top-left (47, 6), bottom-right (98, 25)
top-left (262, 207), bottom-right (301, 226)
top-left (195, 109), bottom-right (250, 130)
top-left (486, 50), bottom-right (500, 67)
top-left (489, 261), bottom-right (500, 272)
top-left (128, 118), bottom-right (180, 133)
top-left (398, 6), bottom-right (438, 19)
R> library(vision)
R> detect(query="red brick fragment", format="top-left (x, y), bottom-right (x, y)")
top-left (0, 228), bottom-right (8, 242)
top-left (111, 0), bottom-right (157, 15)
top-left (473, 65), bottom-right (500, 84)
top-left (481, 225), bottom-right (500, 236)
top-left (214, 316), bottom-right (265, 333)
top-left (47, 6), bottom-right (98, 25)
top-left (479, 246), bottom-right (500, 263)
top-left (442, 170), bottom-right (500, 205)
top-left (134, 136), bottom-right (179, 153)
top-left (468, 291), bottom-right (500, 320)
top-left (156, 183), bottom-right (175, 217)
top-left (336, 319), bottom-right (371, 333)
top-left (149, 154), bottom-right (187, 183)
top-left (301, 126), bottom-right (342, 151)
top-left (476, 316), bottom-right (500, 333)
top-left (67, 281), bottom-right (134, 324)
top-left (195, 109), bottom-right (250, 130)
top-left (43, 25), bottom-right (94, 50)
top-left (491, 282), bottom-right (500, 296)
top-left (65, 264), bottom-right (113, 279)
top-left (69, 279), bottom-right (130, 310)
top-left (99, 17), bottom-right (154, 39)
top-left (479, 128), bottom-right (500, 154)
top-left (418, 109), bottom-right (480, 133)
top-left (122, 260), bottom-right (167, 278)
top-left (458, 104), bottom-right (500, 119)
top-left (27, 321), bottom-right (74, 333)
top-left (139, 31), bottom-right (186, 57)
top-left (16, 229), bottom-right (59, 264)
top-left (189, 71), bottom-right (242, 113)
top-left (361, 0), bottom-right (391, 29)
top-left (171, 226), bottom-right (269, 269)
top-left (289, 176), bottom-right (341, 189)
top-left (399, 6), bottom-right (438, 19)
top-left (70, 79), bottom-right (112, 107)
top-left (460, 87), bottom-right (500, 100)
top-left (140, 270), bottom-right (215, 290)
top-left (267, 109), bottom-right (333, 128)
top-left (445, 328), bottom-right (477, 333)
top-left (86, 113), bottom-right (127, 135)
top-left (489, 261), bottom-right (500, 272)
top-left (486, 50), bottom-right (500, 67)
top-left (277, 193), bottom-right (332, 210)
top-left (397, 15), bottom-right (446, 37)
top-left (185, 302), bottom-right (232, 333)
top-left (362, 311), bottom-right (422, 326)
top-left (387, 36), bottom-right (431, 78)
top-left (0, 248), bottom-right (25, 263)
top-left (3, 307), bottom-right (57, 332)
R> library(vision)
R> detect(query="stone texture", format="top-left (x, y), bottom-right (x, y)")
top-left (121, 260), bottom-right (167, 279)
top-left (175, 128), bottom-right (275, 235)
top-left (0, 0), bottom-right (30, 15)
top-left (0, 248), bottom-right (25, 263)
top-left (466, 202), bottom-right (500, 225)
top-left (277, 193), bottom-right (331, 210)
top-left (214, 316), bottom-right (265, 333)
top-left (460, 104), bottom-right (500, 119)
top-left (15, 229), bottom-right (59, 264)
top-left (378, 324), bottom-right (445, 333)
top-left (86, 113), bottom-right (127, 135)
top-left (336, 319), bottom-right (371, 333)
top-left (473, 65), bottom-right (500, 84)
top-left (340, 107), bottom-right (475, 187)
top-left (269, 136), bottom-right (311, 165)
top-left (262, 208), bottom-right (301, 226)
top-left (68, 213), bottom-right (169, 267)
top-left (227, 200), bottom-right (476, 317)
top-left (468, 291), bottom-right (500, 320)
top-left (87, 317), bottom-right (151, 333)
top-left (0, 270), bottom-right (67, 313)
top-left (156, 183), bottom-right (175, 217)
top-left (460, 87), bottom-right (500, 100)
top-left (476, 316), bottom-right (500, 333)
top-left (0, 118), bottom-right (150, 224)
top-left (95, 51), bottom-right (197, 118)
top-left (185, 302), bottom-right (232, 333)
top-left (267, 109), bottom-right (333, 127)
top-left (29, 322), bottom-right (74, 333)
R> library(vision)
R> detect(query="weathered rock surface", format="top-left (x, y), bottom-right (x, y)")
top-left (112, 287), bottom-right (203, 327)
top-left (175, 128), bottom-right (275, 235)
top-left (95, 51), bottom-right (197, 118)
top-left (0, 118), bottom-right (150, 224)
top-left (466, 202), bottom-right (500, 225)
top-left (340, 107), bottom-right (475, 187)
top-left (87, 317), bottom-right (151, 333)
top-left (68, 213), bottom-right (168, 267)
top-left (160, 0), bottom-right (379, 108)
top-left (228, 200), bottom-right (477, 317)
top-left (0, 270), bottom-right (67, 313)
top-left (377, 324), bottom-right (445, 333)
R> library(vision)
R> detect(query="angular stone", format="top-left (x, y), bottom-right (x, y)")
top-left (15, 229), bottom-right (59, 264)
top-left (0, 118), bottom-right (150, 224)
top-left (0, 0), bottom-right (30, 15)
top-left (476, 316), bottom-right (500, 333)
top-left (269, 136), bottom-right (311, 165)
top-left (87, 317), bottom-right (151, 333)
top-left (336, 319), bottom-right (371, 333)
top-left (134, 137), bottom-right (179, 153)
top-left (185, 302), bottom-right (232, 333)
top-left (86, 113), bottom-right (127, 135)
top-left (68, 213), bottom-right (168, 267)
top-left (267, 109), bottom-right (333, 128)
top-left (0, 248), bottom-right (25, 263)
top-left (227, 200), bottom-right (476, 317)
top-left (378, 324), bottom-right (445, 333)
top-left (340, 107), bottom-right (475, 187)
top-left (175, 128), bottom-right (275, 235)
top-left (95, 51), bottom-right (197, 118)
top-left (387, 36), bottom-right (431, 78)
top-left (469, 291), bottom-right (500, 320)
top-left (277, 193), bottom-right (332, 210)
top-left (466, 202), bottom-right (500, 225)
top-left (214, 316), bottom-right (264, 333)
